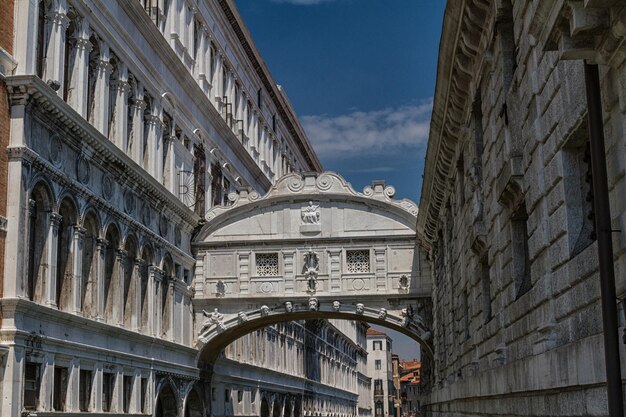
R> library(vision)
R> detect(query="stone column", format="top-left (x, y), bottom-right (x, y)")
top-left (130, 83), bottom-right (146, 163)
top-left (95, 238), bottom-right (107, 321)
top-left (40, 353), bottom-right (55, 411)
top-left (216, 54), bottom-right (225, 105)
top-left (197, 28), bottom-right (209, 92)
top-left (43, 0), bottom-right (70, 96)
top-left (129, 370), bottom-right (142, 414)
top-left (152, 267), bottom-right (162, 337)
top-left (115, 249), bottom-right (127, 326)
top-left (67, 358), bottom-right (80, 411)
top-left (67, 18), bottom-right (92, 117)
top-left (72, 225), bottom-right (86, 314)
top-left (146, 102), bottom-right (163, 178)
top-left (93, 363), bottom-right (103, 412)
top-left (46, 212), bottom-right (62, 307)
top-left (0, 346), bottom-right (25, 416)
top-left (110, 62), bottom-right (130, 150)
top-left (112, 367), bottom-right (123, 413)
top-left (92, 43), bottom-right (112, 136)
top-left (133, 258), bottom-right (143, 332)
top-left (13, 0), bottom-right (43, 75)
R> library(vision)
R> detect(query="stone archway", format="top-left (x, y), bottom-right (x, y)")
top-left (260, 397), bottom-right (270, 417)
top-left (193, 172), bottom-right (432, 369)
top-left (155, 381), bottom-right (178, 417)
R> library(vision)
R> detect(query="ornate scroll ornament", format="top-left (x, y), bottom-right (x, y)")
top-left (378, 308), bottom-right (387, 320)
top-left (200, 308), bottom-right (225, 334)
top-left (238, 312), bottom-right (248, 323)
top-left (399, 274), bottom-right (409, 290)
top-left (355, 303), bottom-right (365, 315)
top-left (301, 201), bottom-right (320, 225)
top-left (308, 297), bottom-right (318, 312)
top-left (216, 280), bottom-right (226, 297)
top-left (284, 301), bottom-right (293, 313)
top-left (260, 305), bottom-right (270, 316)
top-left (48, 135), bottom-right (63, 167)
top-left (332, 301), bottom-right (341, 312)
top-left (76, 155), bottom-right (90, 184)
top-left (102, 174), bottom-right (114, 199)
top-left (304, 250), bottom-right (319, 293)
top-left (123, 190), bottom-right (135, 214)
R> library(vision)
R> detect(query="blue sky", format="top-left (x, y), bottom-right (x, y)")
top-left (234, 0), bottom-right (445, 203)
top-left (234, 0), bottom-right (445, 359)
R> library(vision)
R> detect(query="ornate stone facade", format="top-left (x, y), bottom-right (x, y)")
top-left (0, 0), bottom-right (319, 415)
top-left (418, 1), bottom-right (626, 415)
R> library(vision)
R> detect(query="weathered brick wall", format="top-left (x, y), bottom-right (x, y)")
top-left (422, 1), bottom-right (626, 415)
top-left (0, 0), bottom-right (14, 317)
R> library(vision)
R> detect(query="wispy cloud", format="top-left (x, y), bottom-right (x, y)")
top-left (302, 100), bottom-right (432, 159)
top-left (269, 0), bottom-right (336, 5)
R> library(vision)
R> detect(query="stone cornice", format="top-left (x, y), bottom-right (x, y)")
top-left (5, 75), bottom-right (201, 229)
top-left (218, 0), bottom-right (323, 173)
top-left (195, 171), bottom-right (419, 242)
top-left (85, 0), bottom-right (272, 193)
top-left (417, 0), bottom-right (491, 250)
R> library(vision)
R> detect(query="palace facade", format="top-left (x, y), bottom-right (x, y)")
top-left (0, 0), bottom-right (335, 415)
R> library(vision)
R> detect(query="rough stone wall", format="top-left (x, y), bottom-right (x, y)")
top-left (422, 1), bottom-right (626, 415)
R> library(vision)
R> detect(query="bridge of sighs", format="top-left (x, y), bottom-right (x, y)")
top-left (192, 172), bottom-right (433, 372)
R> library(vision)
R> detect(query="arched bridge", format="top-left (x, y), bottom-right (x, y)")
top-left (192, 172), bottom-right (433, 366)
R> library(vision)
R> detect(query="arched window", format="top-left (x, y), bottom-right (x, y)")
top-left (260, 397), bottom-right (269, 417)
top-left (123, 235), bottom-right (138, 328)
top-left (27, 182), bottom-right (54, 303)
top-left (56, 197), bottom-right (78, 311)
top-left (62, 10), bottom-right (77, 102)
top-left (107, 54), bottom-right (119, 140)
top-left (81, 211), bottom-right (99, 318)
top-left (140, 245), bottom-right (153, 333)
top-left (184, 387), bottom-right (203, 417)
top-left (127, 74), bottom-right (137, 154)
top-left (104, 224), bottom-right (121, 324)
top-left (155, 382), bottom-right (178, 417)
top-left (36, 0), bottom-right (48, 78)
top-left (272, 399), bottom-right (281, 417)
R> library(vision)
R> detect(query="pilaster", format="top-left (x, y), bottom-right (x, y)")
top-left (92, 42), bottom-right (112, 135)
top-left (66, 18), bottom-right (92, 117)
top-left (72, 225), bottom-right (86, 314)
top-left (46, 212), bottom-right (62, 307)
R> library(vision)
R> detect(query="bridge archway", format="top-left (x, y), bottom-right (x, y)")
top-left (192, 172), bottom-right (433, 408)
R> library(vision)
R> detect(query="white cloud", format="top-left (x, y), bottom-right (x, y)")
top-left (302, 100), bottom-right (432, 159)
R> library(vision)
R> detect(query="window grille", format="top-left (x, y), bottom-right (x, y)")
top-left (346, 250), bottom-right (370, 273)
top-left (256, 253), bottom-right (279, 276)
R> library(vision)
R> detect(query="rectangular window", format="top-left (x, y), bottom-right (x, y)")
top-left (512, 202), bottom-right (531, 299)
top-left (141, 377), bottom-right (148, 413)
top-left (24, 363), bottom-right (41, 411)
top-left (563, 127), bottom-right (596, 257)
top-left (346, 250), bottom-right (370, 273)
top-left (373, 341), bottom-right (382, 351)
top-left (79, 370), bottom-right (93, 412)
top-left (123, 375), bottom-right (133, 413)
top-left (102, 372), bottom-right (114, 412)
top-left (480, 257), bottom-right (492, 323)
top-left (225, 389), bottom-right (230, 402)
top-left (238, 390), bottom-right (243, 403)
top-left (256, 253), bottom-right (279, 276)
top-left (53, 366), bottom-right (69, 411)
top-left (375, 360), bottom-right (381, 370)
top-left (257, 88), bottom-right (262, 109)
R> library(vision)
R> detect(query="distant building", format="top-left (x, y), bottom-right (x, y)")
top-left (367, 329), bottom-right (394, 417)
top-left (391, 354), bottom-right (401, 417)
top-left (398, 360), bottom-right (421, 417)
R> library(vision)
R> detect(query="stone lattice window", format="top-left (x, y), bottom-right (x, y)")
top-left (346, 250), bottom-right (370, 273)
top-left (256, 253), bottom-right (279, 276)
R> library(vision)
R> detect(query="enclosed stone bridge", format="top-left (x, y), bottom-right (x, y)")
top-left (192, 172), bottom-right (433, 368)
